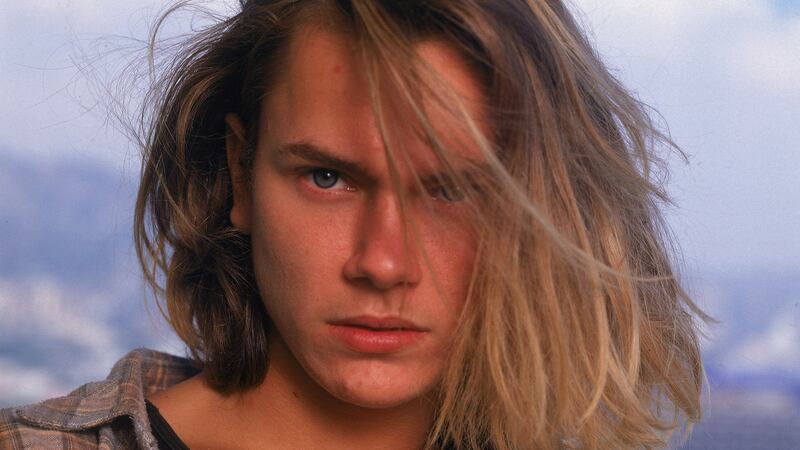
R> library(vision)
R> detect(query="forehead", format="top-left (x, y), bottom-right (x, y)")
top-left (259, 24), bottom-right (487, 174)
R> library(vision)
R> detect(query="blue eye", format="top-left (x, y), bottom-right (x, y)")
top-left (431, 183), bottom-right (466, 203)
top-left (311, 169), bottom-right (340, 189)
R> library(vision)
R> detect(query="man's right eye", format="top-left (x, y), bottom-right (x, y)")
top-left (302, 168), bottom-right (355, 192)
top-left (311, 168), bottom-right (340, 188)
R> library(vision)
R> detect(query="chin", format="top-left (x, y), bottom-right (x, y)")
top-left (319, 359), bottom-right (440, 409)
top-left (329, 383), bottom-right (428, 409)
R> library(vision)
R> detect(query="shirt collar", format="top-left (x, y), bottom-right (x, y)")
top-left (14, 348), bottom-right (199, 437)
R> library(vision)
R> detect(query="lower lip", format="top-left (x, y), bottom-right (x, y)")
top-left (328, 325), bottom-right (426, 354)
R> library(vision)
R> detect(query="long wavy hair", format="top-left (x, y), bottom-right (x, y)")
top-left (134, 1), bottom-right (708, 448)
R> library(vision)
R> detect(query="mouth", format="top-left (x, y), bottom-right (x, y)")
top-left (328, 315), bottom-right (428, 332)
top-left (327, 316), bottom-right (428, 353)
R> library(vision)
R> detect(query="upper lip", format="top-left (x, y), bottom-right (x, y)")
top-left (329, 315), bottom-right (428, 331)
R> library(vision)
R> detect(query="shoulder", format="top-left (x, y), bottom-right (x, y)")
top-left (0, 404), bottom-right (101, 449)
top-left (0, 348), bottom-right (200, 450)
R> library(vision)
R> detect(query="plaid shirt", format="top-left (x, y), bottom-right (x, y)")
top-left (0, 348), bottom-right (199, 449)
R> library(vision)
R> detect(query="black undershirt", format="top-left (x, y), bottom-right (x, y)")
top-left (144, 399), bottom-right (466, 449)
top-left (145, 399), bottom-right (191, 450)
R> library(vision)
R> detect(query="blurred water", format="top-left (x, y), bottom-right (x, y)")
top-left (683, 407), bottom-right (800, 449)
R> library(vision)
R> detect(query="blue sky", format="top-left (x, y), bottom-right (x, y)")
top-left (571, 0), bottom-right (800, 275)
top-left (772, 0), bottom-right (800, 14)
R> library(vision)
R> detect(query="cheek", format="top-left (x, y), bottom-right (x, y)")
top-left (248, 194), bottom-right (352, 316)
top-left (423, 220), bottom-right (477, 301)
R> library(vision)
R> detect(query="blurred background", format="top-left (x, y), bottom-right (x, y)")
top-left (1, 1), bottom-right (798, 448)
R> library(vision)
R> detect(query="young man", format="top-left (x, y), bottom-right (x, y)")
top-left (1, 1), bottom-right (707, 449)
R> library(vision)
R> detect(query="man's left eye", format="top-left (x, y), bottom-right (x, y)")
top-left (431, 183), bottom-right (465, 203)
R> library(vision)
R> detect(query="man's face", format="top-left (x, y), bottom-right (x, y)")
top-left (228, 26), bottom-right (485, 408)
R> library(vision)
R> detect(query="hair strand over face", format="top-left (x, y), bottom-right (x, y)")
top-left (133, 1), bottom-right (709, 448)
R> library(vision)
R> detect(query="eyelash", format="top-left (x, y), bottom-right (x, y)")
top-left (430, 184), bottom-right (465, 203)
top-left (299, 167), bottom-right (466, 203)
top-left (300, 168), bottom-right (355, 193)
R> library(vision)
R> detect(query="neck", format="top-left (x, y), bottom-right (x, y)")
top-left (210, 334), bottom-right (435, 449)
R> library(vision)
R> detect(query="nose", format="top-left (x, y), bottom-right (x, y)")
top-left (343, 192), bottom-right (422, 290)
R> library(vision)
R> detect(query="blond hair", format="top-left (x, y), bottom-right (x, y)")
top-left (134, 1), bottom-right (708, 448)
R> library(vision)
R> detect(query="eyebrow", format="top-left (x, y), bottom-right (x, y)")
top-left (275, 141), bottom-right (374, 181)
top-left (274, 140), bottom-right (488, 186)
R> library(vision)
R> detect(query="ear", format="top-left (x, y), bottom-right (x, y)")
top-left (225, 113), bottom-right (252, 234)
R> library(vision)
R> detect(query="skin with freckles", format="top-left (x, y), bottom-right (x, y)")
top-left (148, 25), bottom-right (487, 449)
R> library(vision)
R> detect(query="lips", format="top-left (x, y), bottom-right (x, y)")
top-left (329, 315), bottom-right (428, 332)
top-left (327, 316), bottom-right (428, 353)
